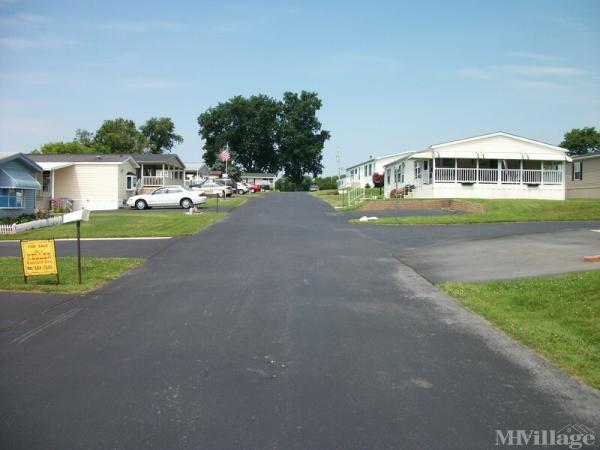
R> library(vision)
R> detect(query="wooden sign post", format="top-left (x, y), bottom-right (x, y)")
top-left (63, 209), bottom-right (90, 284)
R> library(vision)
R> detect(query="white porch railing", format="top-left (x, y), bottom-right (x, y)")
top-left (457, 168), bottom-right (477, 182)
top-left (435, 168), bottom-right (455, 182)
top-left (478, 168), bottom-right (498, 183)
top-left (343, 186), bottom-right (365, 207)
top-left (140, 176), bottom-right (181, 187)
top-left (543, 171), bottom-right (563, 184)
top-left (432, 168), bottom-right (562, 185)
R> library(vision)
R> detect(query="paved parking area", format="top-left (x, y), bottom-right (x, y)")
top-left (354, 221), bottom-right (600, 282)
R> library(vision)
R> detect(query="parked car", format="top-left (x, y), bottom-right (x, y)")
top-left (309, 184), bottom-right (319, 192)
top-left (236, 182), bottom-right (249, 195)
top-left (261, 184), bottom-right (271, 191)
top-left (214, 178), bottom-right (236, 196)
top-left (245, 182), bottom-right (261, 193)
top-left (189, 180), bottom-right (231, 198)
top-left (126, 186), bottom-right (207, 210)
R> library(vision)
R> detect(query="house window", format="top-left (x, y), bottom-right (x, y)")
top-left (364, 165), bottom-right (368, 177)
top-left (0, 188), bottom-right (24, 208)
top-left (42, 171), bottom-right (51, 194)
top-left (386, 168), bottom-right (391, 184)
top-left (368, 164), bottom-right (372, 176)
top-left (401, 162), bottom-right (405, 183)
top-left (573, 162), bottom-right (582, 181)
top-left (126, 174), bottom-right (137, 191)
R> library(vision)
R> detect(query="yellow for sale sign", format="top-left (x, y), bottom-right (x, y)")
top-left (20, 240), bottom-right (58, 277)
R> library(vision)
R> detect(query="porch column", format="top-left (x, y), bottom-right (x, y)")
top-left (432, 157), bottom-right (436, 184)
top-left (519, 160), bottom-right (523, 185)
top-left (51, 170), bottom-right (55, 198)
top-left (497, 160), bottom-right (501, 184)
top-left (540, 161), bottom-right (544, 185)
top-left (476, 159), bottom-right (479, 183)
top-left (141, 164), bottom-right (144, 187)
top-left (162, 164), bottom-right (165, 185)
top-left (454, 158), bottom-right (458, 184)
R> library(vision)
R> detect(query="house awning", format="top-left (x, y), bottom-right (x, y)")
top-left (410, 150), bottom-right (571, 162)
top-left (37, 162), bottom-right (74, 171)
top-left (0, 168), bottom-right (41, 189)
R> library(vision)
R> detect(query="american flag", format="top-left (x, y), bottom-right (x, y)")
top-left (218, 147), bottom-right (231, 162)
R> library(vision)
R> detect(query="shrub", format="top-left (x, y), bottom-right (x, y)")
top-left (0, 210), bottom-right (52, 225)
top-left (389, 188), bottom-right (404, 198)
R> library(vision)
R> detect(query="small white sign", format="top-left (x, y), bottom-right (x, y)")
top-left (63, 209), bottom-right (91, 224)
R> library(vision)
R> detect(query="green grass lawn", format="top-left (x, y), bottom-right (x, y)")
top-left (0, 256), bottom-right (143, 293)
top-left (440, 271), bottom-right (600, 390)
top-left (201, 196), bottom-right (248, 210)
top-left (351, 199), bottom-right (600, 225)
top-left (0, 211), bottom-right (225, 240)
top-left (310, 189), bottom-right (348, 208)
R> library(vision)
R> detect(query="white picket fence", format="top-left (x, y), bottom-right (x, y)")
top-left (0, 223), bottom-right (17, 235)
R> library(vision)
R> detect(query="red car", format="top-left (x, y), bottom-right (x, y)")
top-left (245, 182), bottom-right (261, 193)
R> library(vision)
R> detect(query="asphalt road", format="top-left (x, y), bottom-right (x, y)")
top-left (1, 193), bottom-right (599, 449)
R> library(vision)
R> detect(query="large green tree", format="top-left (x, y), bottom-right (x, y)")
top-left (560, 127), bottom-right (600, 155)
top-left (40, 141), bottom-right (96, 154)
top-left (140, 117), bottom-right (183, 154)
top-left (198, 95), bottom-right (280, 173)
top-left (277, 91), bottom-right (330, 187)
top-left (93, 118), bottom-right (147, 153)
top-left (198, 91), bottom-right (330, 186)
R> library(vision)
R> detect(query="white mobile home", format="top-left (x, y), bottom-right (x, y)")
top-left (28, 154), bottom-right (140, 210)
top-left (383, 132), bottom-right (571, 200)
top-left (346, 152), bottom-right (414, 188)
top-left (566, 153), bottom-right (600, 199)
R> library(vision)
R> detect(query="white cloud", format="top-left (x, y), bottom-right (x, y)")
top-left (512, 80), bottom-right (567, 91)
top-left (95, 20), bottom-right (184, 32)
top-left (0, 13), bottom-right (47, 26)
top-left (497, 64), bottom-right (588, 77)
top-left (0, 36), bottom-right (82, 50)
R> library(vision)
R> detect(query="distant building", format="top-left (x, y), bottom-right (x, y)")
top-left (0, 152), bottom-right (42, 218)
top-left (345, 152), bottom-right (413, 188)
top-left (132, 154), bottom-right (186, 193)
top-left (382, 132), bottom-right (571, 200)
top-left (27, 153), bottom-right (139, 211)
top-left (566, 152), bottom-right (600, 199)
top-left (183, 162), bottom-right (210, 184)
top-left (241, 172), bottom-right (277, 189)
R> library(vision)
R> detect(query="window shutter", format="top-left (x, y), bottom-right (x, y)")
top-left (572, 163), bottom-right (574, 181)
top-left (580, 162), bottom-right (583, 180)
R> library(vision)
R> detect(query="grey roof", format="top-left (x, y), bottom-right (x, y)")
top-left (27, 153), bottom-right (134, 163)
top-left (0, 152), bottom-right (43, 172)
top-left (241, 172), bottom-right (276, 178)
top-left (132, 154), bottom-right (185, 168)
top-left (571, 152), bottom-right (600, 161)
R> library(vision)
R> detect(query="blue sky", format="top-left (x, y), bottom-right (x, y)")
top-left (0, 0), bottom-right (598, 175)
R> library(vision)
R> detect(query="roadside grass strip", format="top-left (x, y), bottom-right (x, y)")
top-left (440, 271), bottom-right (600, 390)
top-left (0, 256), bottom-right (143, 294)
top-left (350, 199), bottom-right (600, 225)
top-left (0, 211), bottom-right (226, 240)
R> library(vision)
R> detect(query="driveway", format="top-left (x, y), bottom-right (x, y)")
top-left (354, 220), bottom-right (600, 283)
top-left (1, 193), bottom-right (598, 449)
